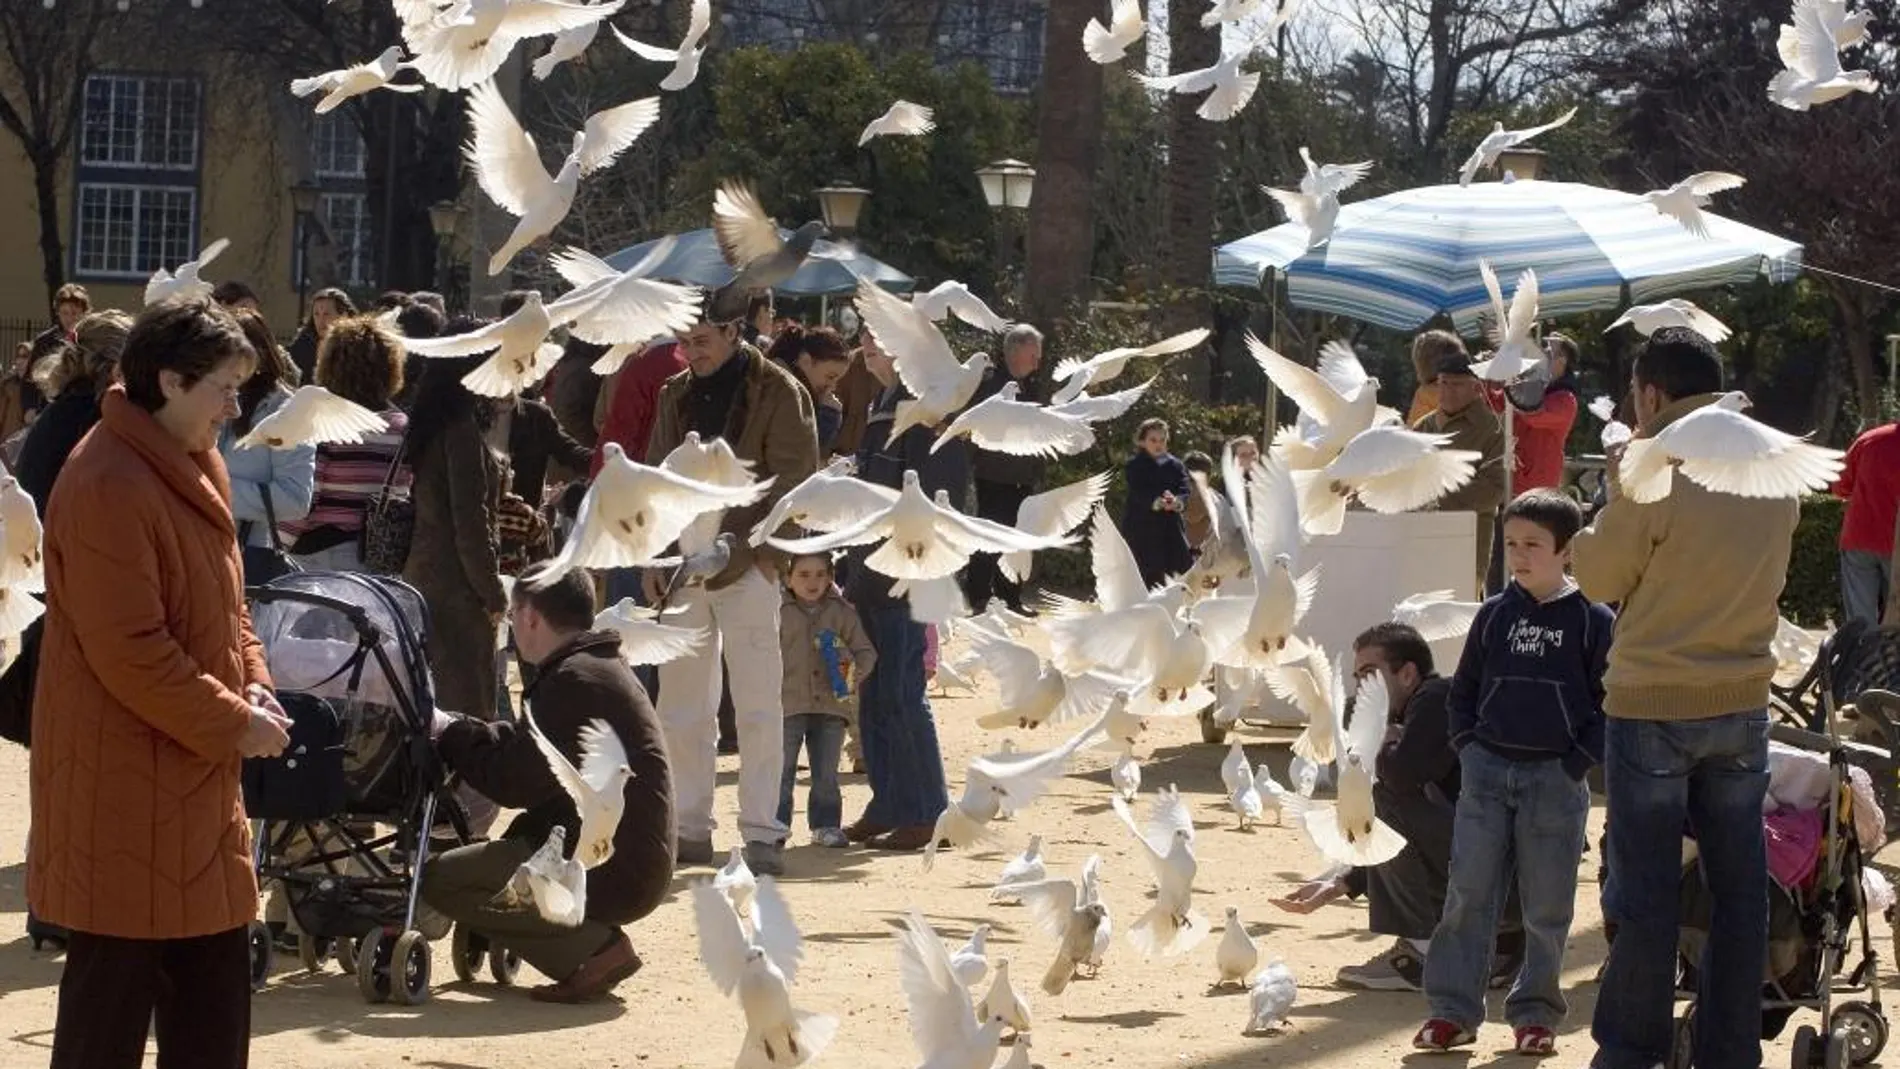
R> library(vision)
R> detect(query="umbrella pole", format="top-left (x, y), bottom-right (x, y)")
top-left (821, 294), bottom-right (829, 325)
top-left (1264, 271), bottom-right (1282, 440)
top-left (1503, 401), bottom-right (1515, 502)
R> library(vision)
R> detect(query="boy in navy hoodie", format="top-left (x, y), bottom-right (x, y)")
top-left (1414, 489), bottom-right (1612, 1056)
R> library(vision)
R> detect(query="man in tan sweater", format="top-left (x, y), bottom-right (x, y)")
top-left (1570, 328), bottom-right (1795, 1069)
top-left (1414, 351), bottom-right (1506, 597)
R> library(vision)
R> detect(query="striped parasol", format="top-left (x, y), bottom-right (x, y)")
top-left (1213, 178), bottom-right (1803, 332)
top-left (606, 227), bottom-right (915, 297)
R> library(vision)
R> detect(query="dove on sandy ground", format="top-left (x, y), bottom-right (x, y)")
top-left (1137, 25), bottom-right (1289, 121)
top-left (714, 181), bottom-right (828, 294)
top-left (1605, 298), bottom-right (1731, 343)
top-left (400, 288), bottom-right (609, 396)
top-left (1617, 391), bottom-right (1845, 504)
top-left (463, 80), bottom-right (660, 275)
top-left (1299, 146), bottom-right (1372, 199)
top-left (691, 875), bottom-right (837, 1069)
top-left (488, 825), bottom-right (586, 926)
top-left (859, 100), bottom-right (935, 146)
top-left (593, 598), bottom-right (709, 666)
top-left (934, 382), bottom-right (1095, 460)
top-left (998, 472), bottom-right (1110, 586)
top-left (932, 658), bottom-right (979, 697)
top-left (909, 280), bottom-right (1010, 334)
top-left (1247, 337), bottom-right (1393, 472)
top-left (1589, 395), bottom-right (1634, 451)
top-left (992, 835), bottom-right (1047, 903)
top-left (1111, 750), bottom-right (1143, 801)
top-left (1214, 905), bottom-right (1260, 988)
top-left (531, 18), bottom-right (601, 80)
top-left (896, 912), bottom-right (1009, 1069)
top-left (1255, 761), bottom-right (1315, 826)
top-left (1292, 426), bottom-right (1482, 538)
top-left (546, 241), bottom-right (705, 367)
top-left (713, 844), bottom-right (757, 914)
top-left (925, 710), bottom-right (1111, 871)
top-left (998, 1034), bottom-right (1035, 1069)
top-left (234, 385), bottom-right (387, 450)
top-left (1392, 589), bottom-right (1482, 643)
top-left (854, 278), bottom-right (992, 439)
top-left (1084, 0), bottom-right (1145, 63)
top-left (1112, 790), bottom-right (1205, 957)
top-left (890, 575), bottom-right (971, 626)
top-left (525, 710), bottom-right (635, 867)
top-left (1052, 327), bottom-right (1209, 389)
top-left (1229, 772), bottom-right (1265, 830)
top-left (997, 855), bottom-right (1112, 995)
top-left (1282, 668), bottom-right (1408, 868)
top-left (1220, 738), bottom-right (1252, 798)
top-left (970, 628), bottom-right (1126, 732)
top-left (1246, 960), bottom-right (1299, 1034)
top-left (1457, 107), bottom-right (1577, 186)
top-left (613, 0), bottom-right (711, 91)
top-left (1264, 185), bottom-right (1340, 250)
top-left (1770, 0), bottom-right (1878, 110)
top-left (402, 0), bottom-right (624, 91)
top-left (976, 958), bottom-right (1033, 1036)
top-left (525, 442), bottom-right (771, 588)
top-left (1469, 260), bottom-right (1545, 384)
top-left (770, 469), bottom-right (1073, 584)
top-left (1643, 172), bottom-right (1747, 239)
top-left (749, 456), bottom-right (898, 546)
top-left (654, 532), bottom-right (737, 610)
top-left (145, 238), bottom-right (230, 306)
top-left (290, 46), bottom-right (422, 114)
top-left (949, 924), bottom-right (991, 988)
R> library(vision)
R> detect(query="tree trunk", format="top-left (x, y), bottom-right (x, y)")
top-left (1023, 0), bottom-right (1106, 332)
top-left (1829, 281), bottom-right (1881, 433)
top-left (28, 142), bottom-right (64, 310)
top-left (1160, 0), bottom-right (1219, 394)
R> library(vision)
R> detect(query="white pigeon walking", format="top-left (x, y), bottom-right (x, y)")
top-left (859, 100), bottom-right (935, 146)
top-left (713, 845), bottom-right (757, 915)
top-left (992, 836), bottom-right (1047, 903)
top-left (1457, 107), bottom-right (1577, 186)
top-left (1246, 960), bottom-right (1299, 1034)
top-left (525, 712), bottom-right (633, 868)
top-left (1469, 260), bottom-right (1545, 383)
top-left (691, 876), bottom-right (836, 1068)
top-left (1617, 391), bottom-right (1845, 503)
top-left (975, 959), bottom-right (1032, 1035)
top-left (463, 79), bottom-right (660, 275)
top-left (1605, 299), bottom-right (1732, 342)
top-left (234, 385), bottom-right (387, 450)
top-left (1256, 761), bottom-right (1313, 826)
top-left (896, 912), bottom-right (1008, 1069)
top-left (1284, 670), bottom-right (1407, 868)
top-left (1643, 172), bottom-right (1747, 239)
top-left (145, 237), bottom-right (230, 306)
top-left (1770, 0), bottom-right (1878, 110)
top-left (999, 472), bottom-right (1111, 585)
top-left (949, 925), bottom-right (991, 988)
top-left (1214, 906), bottom-right (1260, 988)
top-left (489, 825), bottom-right (586, 926)
top-left (1219, 738), bottom-right (1251, 798)
top-left (924, 711), bottom-right (1109, 870)
top-left (997, 856), bottom-right (1111, 995)
top-left (910, 280), bottom-right (1011, 334)
top-left (1083, 0), bottom-right (1145, 64)
top-left (613, 0), bottom-right (711, 91)
top-left (1111, 750), bottom-right (1143, 801)
top-left (290, 46), bottom-right (421, 114)
top-left (404, 0), bottom-right (624, 92)
top-left (1112, 790), bottom-right (1205, 957)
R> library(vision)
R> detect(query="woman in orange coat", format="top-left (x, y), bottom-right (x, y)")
top-left (29, 296), bottom-right (293, 1069)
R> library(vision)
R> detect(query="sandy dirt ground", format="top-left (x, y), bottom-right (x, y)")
top-left (0, 654), bottom-right (1890, 1069)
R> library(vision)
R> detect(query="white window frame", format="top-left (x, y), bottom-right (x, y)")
top-left (73, 182), bottom-right (199, 279)
top-left (322, 192), bottom-right (373, 288)
top-left (79, 74), bottom-right (201, 172)
top-left (312, 111), bottom-right (367, 180)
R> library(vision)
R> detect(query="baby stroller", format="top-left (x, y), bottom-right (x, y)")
top-left (240, 570), bottom-right (485, 1005)
top-left (1772, 621), bottom-right (1900, 835)
top-left (1667, 719), bottom-right (1890, 1069)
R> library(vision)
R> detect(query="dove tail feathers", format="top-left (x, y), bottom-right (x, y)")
top-left (734, 1010), bottom-right (838, 1069)
top-left (1302, 809), bottom-right (1407, 868)
top-left (1292, 470), bottom-right (1347, 537)
top-left (1129, 906), bottom-right (1208, 958)
top-left (1043, 954), bottom-right (1077, 995)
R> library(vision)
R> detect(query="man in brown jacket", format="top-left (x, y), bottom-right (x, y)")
top-left (643, 290), bottom-right (820, 876)
top-left (1571, 328), bottom-right (1794, 1069)
top-left (426, 570), bottom-right (675, 1003)
top-left (1414, 351), bottom-right (1506, 597)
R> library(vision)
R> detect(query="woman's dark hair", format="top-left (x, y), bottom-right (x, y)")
top-left (230, 309), bottom-right (298, 433)
top-left (211, 280), bottom-right (259, 308)
top-left (34, 310), bottom-right (131, 399)
top-left (765, 323), bottom-right (848, 371)
top-left (120, 297), bottom-right (256, 412)
top-left (308, 287), bottom-right (358, 324)
top-left (315, 315), bottom-right (406, 410)
top-left (404, 329), bottom-right (490, 455)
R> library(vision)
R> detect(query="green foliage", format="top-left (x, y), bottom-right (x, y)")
top-left (1784, 495), bottom-right (1845, 628)
top-left (673, 44), bottom-right (1033, 287)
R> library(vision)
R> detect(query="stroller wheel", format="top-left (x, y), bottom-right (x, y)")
top-left (334, 936), bottom-right (359, 975)
top-left (489, 944), bottom-right (521, 986)
top-left (1794, 1025), bottom-right (1820, 1069)
top-left (297, 933), bottom-right (331, 973)
top-left (1668, 1006), bottom-right (1695, 1069)
top-left (1830, 1003), bottom-right (1889, 1066)
top-left (1824, 1028), bottom-right (1851, 1069)
top-left (355, 928), bottom-right (392, 1004)
top-left (390, 929), bottom-right (432, 1006)
top-left (451, 924), bottom-right (487, 983)
top-left (246, 920), bottom-right (273, 992)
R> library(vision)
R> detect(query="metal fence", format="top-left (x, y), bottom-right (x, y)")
top-left (0, 318), bottom-right (44, 359)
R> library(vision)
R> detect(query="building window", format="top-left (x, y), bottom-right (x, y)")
top-left (73, 73), bottom-right (202, 280)
top-left (80, 74), bottom-right (200, 170)
top-left (313, 112), bottom-right (366, 179)
top-left (73, 183), bottom-right (197, 279)
top-left (324, 193), bottom-right (373, 287)
top-left (296, 112), bottom-right (375, 291)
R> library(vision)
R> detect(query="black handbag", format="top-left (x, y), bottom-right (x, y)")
top-left (0, 616), bottom-right (42, 748)
top-left (239, 486), bottom-right (297, 585)
top-left (360, 434), bottom-right (413, 575)
top-left (241, 691), bottom-right (348, 821)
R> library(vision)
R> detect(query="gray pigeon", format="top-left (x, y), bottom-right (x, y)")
top-left (658, 531), bottom-right (736, 609)
top-left (712, 180), bottom-right (825, 294)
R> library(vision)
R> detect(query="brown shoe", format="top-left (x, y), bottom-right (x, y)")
top-left (875, 824), bottom-right (936, 851)
top-left (843, 818), bottom-right (893, 844)
top-left (530, 932), bottom-right (642, 1004)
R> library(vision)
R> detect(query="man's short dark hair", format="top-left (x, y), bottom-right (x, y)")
top-left (498, 289), bottom-right (536, 318)
top-left (1181, 450), bottom-right (1214, 475)
top-left (373, 290), bottom-right (411, 313)
top-left (211, 280), bottom-right (259, 307)
top-left (396, 301), bottom-right (446, 340)
top-left (513, 568), bottom-right (597, 632)
top-left (1353, 621), bottom-right (1434, 677)
top-left (1502, 488), bottom-right (1585, 549)
top-left (409, 290), bottom-right (447, 315)
top-left (1633, 327), bottom-right (1723, 403)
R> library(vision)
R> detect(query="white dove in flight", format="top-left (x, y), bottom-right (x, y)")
top-left (1392, 589), bottom-right (1482, 642)
top-left (934, 381), bottom-right (1095, 460)
top-left (289, 46), bottom-right (422, 114)
top-left (1282, 669), bottom-right (1408, 868)
top-left (1052, 327), bottom-right (1209, 388)
top-left (1248, 337), bottom-right (1390, 472)
top-left (859, 100), bottom-right (935, 146)
top-left (996, 855), bottom-right (1112, 994)
top-left (925, 711), bottom-right (1109, 871)
top-left (1643, 172), bottom-right (1747, 239)
top-left (896, 912), bottom-right (1008, 1069)
top-left (524, 711), bottom-right (633, 868)
top-left (1617, 392), bottom-right (1845, 504)
top-left (592, 598), bottom-right (708, 666)
top-left (909, 280), bottom-right (1010, 334)
top-left (748, 457), bottom-right (898, 547)
top-left (546, 240), bottom-right (705, 371)
top-left (234, 385), bottom-right (387, 450)
top-left (400, 289), bottom-right (606, 396)
top-left (1112, 789), bottom-right (1205, 957)
top-left (1457, 107), bottom-right (1577, 186)
top-left (1293, 426), bottom-right (1482, 538)
top-left (1469, 259), bottom-right (1545, 383)
top-left (999, 471), bottom-right (1111, 585)
top-left (1083, 0), bottom-right (1145, 64)
top-left (854, 279), bottom-right (991, 440)
top-left (403, 0), bottom-right (624, 92)
top-left (1135, 28), bottom-right (1274, 121)
top-left (1605, 299), bottom-right (1732, 343)
top-left (1770, 0), bottom-right (1878, 110)
top-left (613, 0), bottom-right (711, 91)
top-left (145, 237), bottom-right (230, 306)
top-left (691, 876), bottom-right (836, 1068)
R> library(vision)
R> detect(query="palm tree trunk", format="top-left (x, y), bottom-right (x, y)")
top-left (1023, 0), bottom-right (1107, 330)
top-left (1160, 0), bottom-right (1221, 391)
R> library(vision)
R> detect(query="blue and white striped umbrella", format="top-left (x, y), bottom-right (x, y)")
top-left (1213, 179), bottom-right (1803, 333)
top-left (605, 228), bottom-right (915, 297)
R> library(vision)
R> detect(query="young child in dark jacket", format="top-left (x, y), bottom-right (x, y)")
top-left (1415, 489), bottom-right (1613, 1056)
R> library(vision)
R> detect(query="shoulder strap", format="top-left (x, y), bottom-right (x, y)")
top-left (378, 421), bottom-right (409, 492)
top-left (260, 485), bottom-right (285, 552)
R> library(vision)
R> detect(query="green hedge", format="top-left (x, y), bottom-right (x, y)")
top-left (1785, 495), bottom-right (1844, 628)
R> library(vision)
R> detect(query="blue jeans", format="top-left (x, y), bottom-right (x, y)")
top-left (1841, 548), bottom-right (1891, 627)
top-left (1425, 745), bottom-right (1590, 1030)
top-left (1591, 710), bottom-right (1770, 1069)
top-left (857, 605), bottom-right (949, 827)
top-left (778, 714), bottom-right (846, 832)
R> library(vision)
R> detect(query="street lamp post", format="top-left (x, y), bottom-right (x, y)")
top-left (429, 200), bottom-right (466, 308)
top-left (814, 184), bottom-right (871, 241)
top-left (975, 159), bottom-right (1035, 301)
top-left (290, 180), bottom-right (322, 322)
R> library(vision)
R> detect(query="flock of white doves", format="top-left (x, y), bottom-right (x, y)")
top-left (70, 0), bottom-right (1865, 1064)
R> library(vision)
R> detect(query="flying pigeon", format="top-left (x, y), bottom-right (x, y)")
top-left (290, 46), bottom-right (422, 114)
top-left (1617, 391), bottom-right (1845, 503)
top-left (1083, 0), bottom-right (1146, 64)
top-left (1605, 299), bottom-right (1731, 343)
top-left (858, 100), bottom-right (935, 146)
top-left (714, 181), bottom-right (828, 295)
top-left (1457, 107), bottom-right (1577, 187)
top-left (234, 385), bottom-right (387, 450)
top-left (613, 0), bottom-right (712, 91)
top-left (145, 237), bottom-right (230, 306)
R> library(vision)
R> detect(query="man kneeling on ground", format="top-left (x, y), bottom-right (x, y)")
top-left (425, 570), bottom-right (676, 1003)
top-left (1271, 622), bottom-right (1523, 991)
